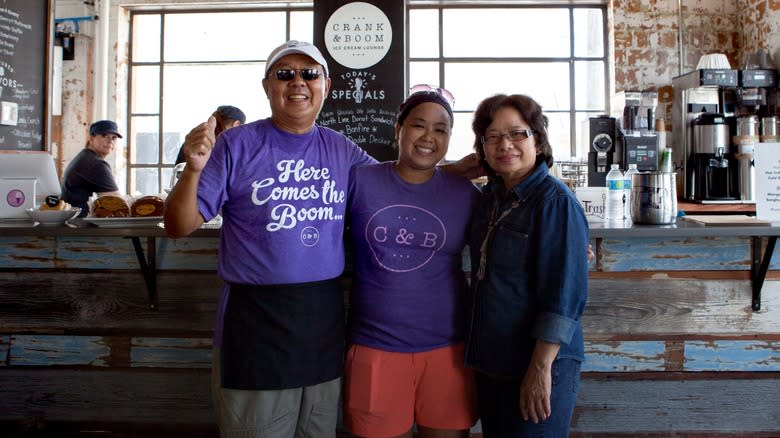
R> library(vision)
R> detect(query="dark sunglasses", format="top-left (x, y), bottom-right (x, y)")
top-left (275, 68), bottom-right (322, 81)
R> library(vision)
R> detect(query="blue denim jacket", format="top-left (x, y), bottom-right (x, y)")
top-left (465, 163), bottom-right (589, 378)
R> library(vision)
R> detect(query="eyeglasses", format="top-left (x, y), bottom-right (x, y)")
top-left (409, 84), bottom-right (455, 107)
top-left (481, 129), bottom-right (536, 146)
top-left (275, 68), bottom-right (322, 81)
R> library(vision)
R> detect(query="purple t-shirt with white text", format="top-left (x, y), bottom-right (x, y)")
top-left (198, 118), bottom-right (375, 286)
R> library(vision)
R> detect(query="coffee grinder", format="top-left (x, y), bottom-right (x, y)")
top-left (587, 115), bottom-right (619, 186)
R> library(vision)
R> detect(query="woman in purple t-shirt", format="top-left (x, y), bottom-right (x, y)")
top-left (344, 87), bottom-right (481, 438)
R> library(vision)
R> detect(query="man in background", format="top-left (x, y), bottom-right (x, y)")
top-left (61, 120), bottom-right (123, 217)
top-left (175, 105), bottom-right (246, 165)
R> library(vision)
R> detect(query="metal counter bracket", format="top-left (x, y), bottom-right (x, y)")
top-left (129, 236), bottom-right (158, 310)
top-left (751, 236), bottom-right (776, 312)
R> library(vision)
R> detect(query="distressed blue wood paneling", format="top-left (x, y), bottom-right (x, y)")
top-left (57, 237), bottom-right (140, 268)
top-left (156, 238), bottom-right (219, 271)
top-left (600, 236), bottom-right (750, 271)
top-left (684, 340), bottom-right (780, 371)
top-left (0, 236), bottom-right (220, 271)
top-left (9, 335), bottom-right (109, 366)
top-left (586, 340), bottom-right (780, 372)
top-left (0, 236), bottom-right (58, 268)
top-left (584, 341), bottom-right (666, 372)
top-left (131, 337), bottom-right (212, 368)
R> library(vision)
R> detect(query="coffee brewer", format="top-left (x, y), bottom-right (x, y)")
top-left (618, 91), bottom-right (659, 172)
top-left (672, 68), bottom-right (738, 202)
top-left (673, 68), bottom-right (779, 203)
top-left (689, 113), bottom-right (736, 200)
top-left (731, 69), bottom-right (779, 202)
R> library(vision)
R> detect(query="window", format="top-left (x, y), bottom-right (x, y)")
top-left (128, 8), bottom-right (313, 195)
top-left (408, 5), bottom-right (608, 161)
top-left (127, 3), bottom-right (607, 193)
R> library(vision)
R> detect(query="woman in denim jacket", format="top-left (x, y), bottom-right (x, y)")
top-left (465, 94), bottom-right (589, 437)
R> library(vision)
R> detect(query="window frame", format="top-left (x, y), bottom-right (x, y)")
top-left (126, 2), bottom-right (608, 194)
top-left (126, 6), bottom-right (311, 195)
top-left (406, 4), bottom-right (609, 160)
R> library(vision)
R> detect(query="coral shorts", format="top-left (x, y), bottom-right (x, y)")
top-left (343, 343), bottom-right (478, 437)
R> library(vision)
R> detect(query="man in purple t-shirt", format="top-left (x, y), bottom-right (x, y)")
top-left (165, 41), bottom-right (376, 437)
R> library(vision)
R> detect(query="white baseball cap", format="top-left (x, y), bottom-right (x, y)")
top-left (265, 40), bottom-right (329, 78)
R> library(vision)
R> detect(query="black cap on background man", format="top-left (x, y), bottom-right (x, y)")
top-left (89, 120), bottom-right (123, 138)
top-left (215, 105), bottom-right (246, 125)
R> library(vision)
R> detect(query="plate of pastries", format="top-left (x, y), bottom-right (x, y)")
top-left (82, 194), bottom-right (165, 228)
top-left (26, 195), bottom-right (81, 226)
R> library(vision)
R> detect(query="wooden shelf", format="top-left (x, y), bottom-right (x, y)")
top-left (677, 200), bottom-right (756, 215)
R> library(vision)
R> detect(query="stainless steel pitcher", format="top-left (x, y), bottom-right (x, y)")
top-left (630, 172), bottom-right (677, 224)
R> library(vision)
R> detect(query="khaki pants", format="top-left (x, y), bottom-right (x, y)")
top-left (212, 347), bottom-right (341, 438)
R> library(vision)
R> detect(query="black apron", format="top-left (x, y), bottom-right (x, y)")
top-left (221, 278), bottom-right (345, 390)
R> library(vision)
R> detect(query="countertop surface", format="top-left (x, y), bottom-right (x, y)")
top-left (2, 216), bottom-right (780, 239)
top-left (589, 216), bottom-right (780, 238)
top-left (0, 218), bottom-right (220, 238)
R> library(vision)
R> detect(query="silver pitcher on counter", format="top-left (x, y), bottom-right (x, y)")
top-left (630, 172), bottom-right (677, 224)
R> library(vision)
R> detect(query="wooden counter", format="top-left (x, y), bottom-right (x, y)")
top-left (0, 220), bottom-right (779, 436)
top-left (678, 200), bottom-right (757, 214)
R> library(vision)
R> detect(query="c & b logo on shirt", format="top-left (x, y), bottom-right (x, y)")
top-left (301, 226), bottom-right (320, 247)
top-left (365, 205), bottom-right (446, 272)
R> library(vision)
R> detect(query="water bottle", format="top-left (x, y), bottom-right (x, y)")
top-left (605, 164), bottom-right (624, 221)
top-left (623, 163), bottom-right (639, 222)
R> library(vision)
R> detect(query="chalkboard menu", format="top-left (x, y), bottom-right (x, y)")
top-left (0, 0), bottom-right (52, 151)
top-left (315, 0), bottom-right (405, 162)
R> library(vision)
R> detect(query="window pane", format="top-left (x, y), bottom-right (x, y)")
top-left (131, 116), bottom-right (160, 165)
top-left (131, 66), bottom-right (160, 114)
top-left (576, 111), bottom-right (603, 158)
top-left (164, 12), bottom-right (286, 62)
top-left (443, 9), bottom-right (570, 57)
top-left (575, 61), bottom-right (606, 110)
top-left (574, 8), bottom-right (604, 58)
top-left (162, 131), bottom-right (182, 166)
top-left (131, 168), bottom-right (159, 196)
top-left (132, 14), bottom-right (160, 62)
top-left (409, 61), bottom-right (440, 93)
top-left (162, 63), bottom-right (268, 143)
top-left (162, 167), bottom-right (174, 191)
top-left (410, 9), bottom-right (439, 58)
top-left (545, 112), bottom-right (572, 161)
top-left (444, 62), bottom-right (570, 111)
top-left (449, 112), bottom-right (476, 161)
top-left (290, 11), bottom-right (313, 43)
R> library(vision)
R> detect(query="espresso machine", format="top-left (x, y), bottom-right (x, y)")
top-left (672, 68), bottom-right (739, 202)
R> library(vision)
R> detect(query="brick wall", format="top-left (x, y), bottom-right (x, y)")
top-left (613, 0), bottom-right (780, 130)
top-left (613, 0), bottom-right (740, 92)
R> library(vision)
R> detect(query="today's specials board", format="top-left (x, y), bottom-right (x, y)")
top-left (0, 0), bottom-right (51, 151)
